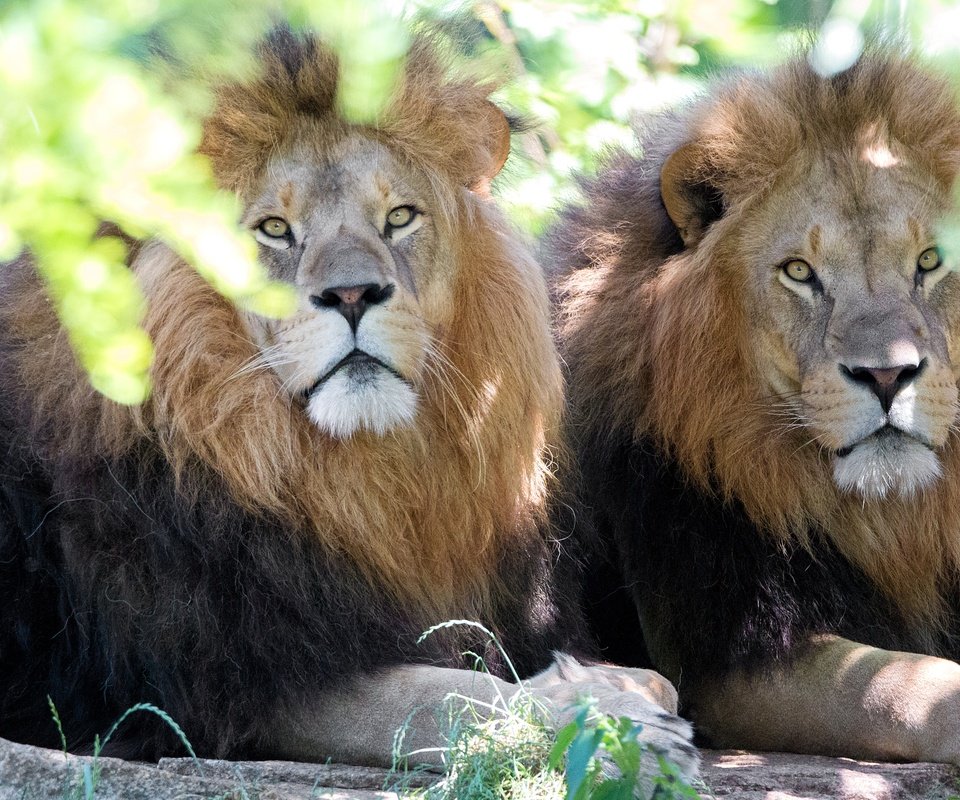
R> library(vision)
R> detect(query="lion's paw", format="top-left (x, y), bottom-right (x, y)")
top-left (524, 652), bottom-right (700, 791)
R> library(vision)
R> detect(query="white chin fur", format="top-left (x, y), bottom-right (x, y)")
top-left (306, 369), bottom-right (417, 438)
top-left (832, 435), bottom-right (942, 499)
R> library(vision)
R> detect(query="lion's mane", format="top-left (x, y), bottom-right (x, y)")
top-left (553, 53), bottom-right (960, 689)
top-left (0, 28), bottom-right (583, 757)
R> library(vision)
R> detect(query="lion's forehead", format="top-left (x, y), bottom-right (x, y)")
top-left (745, 160), bottom-right (944, 273)
top-left (246, 136), bottom-right (427, 227)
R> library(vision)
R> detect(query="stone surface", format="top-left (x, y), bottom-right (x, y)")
top-left (699, 750), bottom-right (960, 800)
top-left (157, 756), bottom-right (439, 793)
top-left (2, 738), bottom-right (959, 799)
top-left (0, 737), bottom-right (402, 800)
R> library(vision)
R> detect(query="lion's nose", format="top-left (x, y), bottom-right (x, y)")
top-left (310, 283), bottom-right (395, 333)
top-left (840, 359), bottom-right (927, 413)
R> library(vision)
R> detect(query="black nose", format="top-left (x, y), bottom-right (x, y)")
top-left (840, 359), bottom-right (926, 413)
top-left (310, 283), bottom-right (394, 333)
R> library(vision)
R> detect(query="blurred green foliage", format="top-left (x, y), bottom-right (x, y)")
top-left (2, 0), bottom-right (958, 402)
top-left (0, 0), bottom-right (406, 402)
top-left (411, 0), bottom-right (960, 235)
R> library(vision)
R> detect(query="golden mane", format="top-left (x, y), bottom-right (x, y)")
top-left (556, 52), bottom-right (960, 623)
top-left (7, 30), bottom-right (562, 622)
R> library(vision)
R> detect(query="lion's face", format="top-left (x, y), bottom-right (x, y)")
top-left (240, 135), bottom-right (452, 439)
top-left (743, 155), bottom-right (960, 498)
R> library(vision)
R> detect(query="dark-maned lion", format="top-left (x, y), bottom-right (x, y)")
top-left (0, 27), bottom-right (696, 780)
top-left (554, 51), bottom-right (960, 762)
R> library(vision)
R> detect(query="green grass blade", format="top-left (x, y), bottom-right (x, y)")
top-left (82, 763), bottom-right (95, 800)
top-left (417, 619), bottom-right (523, 685)
top-left (100, 703), bottom-right (203, 777)
top-left (46, 695), bottom-right (68, 756)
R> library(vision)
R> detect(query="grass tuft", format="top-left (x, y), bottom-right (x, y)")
top-left (396, 620), bottom-right (701, 800)
top-left (396, 691), bottom-right (565, 800)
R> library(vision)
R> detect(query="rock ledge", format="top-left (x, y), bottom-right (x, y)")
top-left (2, 737), bottom-right (957, 799)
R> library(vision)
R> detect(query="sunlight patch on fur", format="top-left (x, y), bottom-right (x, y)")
top-left (858, 122), bottom-right (900, 169)
top-left (862, 142), bottom-right (899, 169)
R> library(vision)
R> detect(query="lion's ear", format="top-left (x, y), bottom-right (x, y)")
top-left (660, 142), bottom-right (725, 248)
top-left (468, 101), bottom-right (512, 194)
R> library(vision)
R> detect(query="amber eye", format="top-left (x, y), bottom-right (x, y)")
top-left (386, 206), bottom-right (416, 229)
top-left (917, 246), bottom-right (943, 272)
top-left (782, 259), bottom-right (814, 283)
top-left (258, 217), bottom-right (290, 238)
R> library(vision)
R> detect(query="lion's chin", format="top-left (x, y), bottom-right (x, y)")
top-left (832, 429), bottom-right (942, 499)
top-left (306, 367), bottom-right (418, 439)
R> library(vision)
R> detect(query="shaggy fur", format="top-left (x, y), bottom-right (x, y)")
top-left (0, 29), bottom-right (585, 758)
top-left (553, 52), bottom-right (960, 722)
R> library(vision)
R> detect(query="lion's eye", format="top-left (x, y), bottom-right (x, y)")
top-left (917, 246), bottom-right (943, 272)
top-left (782, 259), bottom-right (814, 283)
top-left (258, 217), bottom-right (290, 239)
top-left (386, 206), bottom-right (416, 229)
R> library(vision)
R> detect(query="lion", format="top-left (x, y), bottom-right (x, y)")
top-left (553, 50), bottom-right (960, 764)
top-left (0, 26), bottom-right (696, 781)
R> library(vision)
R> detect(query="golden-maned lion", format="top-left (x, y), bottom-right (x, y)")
top-left (554, 51), bottom-right (960, 763)
top-left (0, 26), bottom-right (696, 780)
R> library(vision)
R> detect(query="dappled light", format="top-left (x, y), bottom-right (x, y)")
top-left (858, 122), bottom-right (901, 169)
top-left (861, 142), bottom-right (900, 169)
top-left (810, 17), bottom-right (865, 77)
top-left (712, 752), bottom-right (769, 769)
top-left (839, 770), bottom-right (891, 796)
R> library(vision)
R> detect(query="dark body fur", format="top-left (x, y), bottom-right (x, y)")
top-left (551, 54), bottom-right (960, 742)
top-left (0, 270), bottom-right (585, 756)
top-left (576, 434), bottom-right (959, 730)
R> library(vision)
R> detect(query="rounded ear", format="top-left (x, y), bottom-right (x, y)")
top-left (468, 101), bottom-right (512, 193)
top-left (660, 142), bottom-right (725, 248)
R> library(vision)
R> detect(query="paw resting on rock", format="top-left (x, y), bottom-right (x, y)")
top-left (524, 652), bottom-right (700, 789)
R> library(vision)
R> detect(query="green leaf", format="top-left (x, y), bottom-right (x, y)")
top-left (548, 721), bottom-right (579, 770)
top-left (240, 282), bottom-right (298, 319)
top-left (591, 779), bottom-right (634, 800)
top-left (564, 726), bottom-right (604, 799)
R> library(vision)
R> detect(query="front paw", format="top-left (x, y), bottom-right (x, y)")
top-left (525, 653), bottom-right (699, 785)
top-left (587, 683), bottom-right (700, 783)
